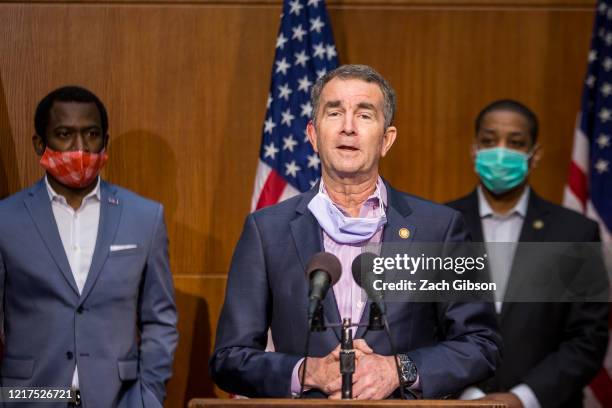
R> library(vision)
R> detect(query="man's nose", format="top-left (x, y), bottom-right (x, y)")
top-left (342, 114), bottom-right (356, 135)
top-left (73, 134), bottom-right (88, 152)
top-left (493, 139), bottom-right (507, 149)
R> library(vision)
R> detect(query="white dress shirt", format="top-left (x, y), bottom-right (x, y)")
top-left (460, 186), bottom-right (541, 408)
top-left (478, 186), bottom-right (529, 309)
top-left (45, 176), bottom-right (101, 391)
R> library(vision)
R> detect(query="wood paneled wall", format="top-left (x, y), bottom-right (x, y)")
top-left (0, 0), bottom-right (595, 406)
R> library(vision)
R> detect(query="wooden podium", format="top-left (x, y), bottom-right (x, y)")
top-left (188, 399), bottom-right (507, 408)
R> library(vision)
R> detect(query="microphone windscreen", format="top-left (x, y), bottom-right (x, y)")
top-left (306, 252), bottom-right (342, 286)
top-left (351, 252), bottom-right (379, 292)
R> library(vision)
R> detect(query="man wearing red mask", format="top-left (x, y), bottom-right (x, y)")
top-left (0, 86), bottom-right (178, 407)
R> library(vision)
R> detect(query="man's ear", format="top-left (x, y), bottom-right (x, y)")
top-left (306, 121), bottom-right (319, 153)
top-left (32, 134), bottom-right (45, 156)
top-left (380, 126), bottom-right (397, 157)
top-left (529, 144), bottom-right (542, 171)
top-left (470, 143), bottom-right (478, 163)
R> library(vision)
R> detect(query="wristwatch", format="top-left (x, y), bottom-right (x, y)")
top-left (397, 353), bottom-right (418, 387)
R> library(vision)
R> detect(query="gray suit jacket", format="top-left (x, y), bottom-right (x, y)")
top-left (0, 178), bottom-right (178, 408)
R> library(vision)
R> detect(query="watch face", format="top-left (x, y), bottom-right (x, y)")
top-left (400, 355), bottom-right (417, 385)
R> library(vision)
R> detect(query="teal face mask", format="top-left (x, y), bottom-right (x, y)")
top-left (475, 147), bottom-right (530, 194)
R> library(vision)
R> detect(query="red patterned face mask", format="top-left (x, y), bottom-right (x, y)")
top-left (40, 147), bottom-right (108, 188)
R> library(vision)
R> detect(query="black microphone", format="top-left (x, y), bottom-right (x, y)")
top-left (299, 252), bottom-right (342, 398)
top-left (306, 252), bottom-right (342, 321)
top-left (351, 252), bottom-right (386, 314)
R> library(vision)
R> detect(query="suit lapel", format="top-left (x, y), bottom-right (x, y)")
top-left (24, 179), bottom-right (80, 295)
top-left (462, 190), bottom-right (485, 242)
top-left (516, 193), bottom-right (549, 243)
top-left (355, 183), bottom-right (415, 339)
top-left (501, 191), bottom-right (550, 320)
top-left (289, 187), bottom-right (343, 341)
top-left (79, 181), bottom-right (123, 304)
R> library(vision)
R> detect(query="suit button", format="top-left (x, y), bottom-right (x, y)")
top-left (77, 306), bottom-right (84, 314)
top-left (66, 351), bottom-right (73, 360)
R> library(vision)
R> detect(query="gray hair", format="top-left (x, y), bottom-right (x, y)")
top-left (310, 64), bottom-right (396, 129)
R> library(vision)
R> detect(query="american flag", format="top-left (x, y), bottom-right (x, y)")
top-left (563, 1), bottom-right (612, 406)
top-left (251, 0), bottom-right (339, 211)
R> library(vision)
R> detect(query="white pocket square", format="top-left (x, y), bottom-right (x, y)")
top-left (110, 244), bottom-right (138, 252)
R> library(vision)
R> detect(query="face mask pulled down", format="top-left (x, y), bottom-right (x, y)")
top-left (307, 185), bottom-right (387, 244)
top-left (40, 147), bottom-right (108, 189)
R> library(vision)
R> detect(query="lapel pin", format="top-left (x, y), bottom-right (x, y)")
top-left (533, 219), bottom-right (544, 230)
top-left (399, 228), bottom-right (410, 239)
top-left (108, 197), bottom-right (119, 206)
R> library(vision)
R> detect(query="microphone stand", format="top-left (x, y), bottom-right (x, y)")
top-left (300, 302), bottom-right (406, 400)
top-left (340, 318), bottom-right (355, 399)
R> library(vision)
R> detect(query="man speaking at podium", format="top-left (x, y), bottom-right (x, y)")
top-left (211, 65), bottom-right (501, 399)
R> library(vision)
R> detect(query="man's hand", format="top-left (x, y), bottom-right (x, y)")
top-left (328, 339), bottom-right (399, 400)
top-left (300, 345), bottom-right (342, 394)
top-left (481, 393), bottom-right (523, 408)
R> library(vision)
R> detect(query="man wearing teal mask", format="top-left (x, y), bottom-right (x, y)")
top-left (448, 100), bottom-right (609, 408)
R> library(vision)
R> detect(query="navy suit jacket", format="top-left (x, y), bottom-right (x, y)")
top-left (0, 179), bottom-right (178, 408)
top-left (210, 181), bottom-right (501, 398)
top-left (447, 189), bottom-right (609, 408)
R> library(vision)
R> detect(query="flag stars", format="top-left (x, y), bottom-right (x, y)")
top-left (310, 16), bottom-right (325, 33)
top-left (285, 160), bottom-right (302, 177)
top-left (606, 32), bottom-right (612, 46)
top-left (264, 117), bottom-right (277, 134)
top-left (313, 42), bottom-right (326, 59)
top-left (589, 50), bottom-right (598, 63)
top-left (307, 153), bottom-right (320, 169)
top-left (289, 0), bottom-right (304, 15)
top-left (599, 107), bottom-right (611, 122)
top-left (275, 58), bottom-right (291, 75)
top-left (294, 50), bottom-right (310, 67)
top-left (601, 82), bottom-right (612, 97)
top-left (281, 108), bottom-right (296, 126)
top-left (326, 45), bottom-right (337, 60)
top-left (266, 93), bottom-right (273, 109)
top-left (599, 2), bottom-right (608, 14)
top-left (263, 142), bottom-right (280, 159)
top-left (292, 24), bottom-right (307, 42)
top-left (597, 134), bottom-right (610, 149)
top-left (316, 68), bottom-right (327, 78)
top-left (276, 33), bottom-right (288, 50)
top-left (283, 134), bottom-right (299, 152)
top-left (301, 101), bottom-right (313, 117)
top-left (298, 75), bottom-right (313, 92)
top-left (604, 57), bottom-right (612, 71)
top-left (607, 8), bottom-right (612, 19)
top-left (307, 0), bottom-right (321, 7)
top-left (586, 75), bottom-right (596, 88)
top-left (309, 179), bottom-right (319, 188)
top-left (278, 83), bottom-right (293, 100)
top-left (594, 158), bottom-right (609, 174)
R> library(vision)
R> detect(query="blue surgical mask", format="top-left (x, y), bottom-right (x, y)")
top-left (475, 147), bottom-right (530, 194)
top-left (307, 184), bottom-right (387, 244)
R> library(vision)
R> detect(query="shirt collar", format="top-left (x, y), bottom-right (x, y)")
top-left (477, 185), bottom-right (529, 219)
top-left (45, 175), bottom-right (101, 204)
